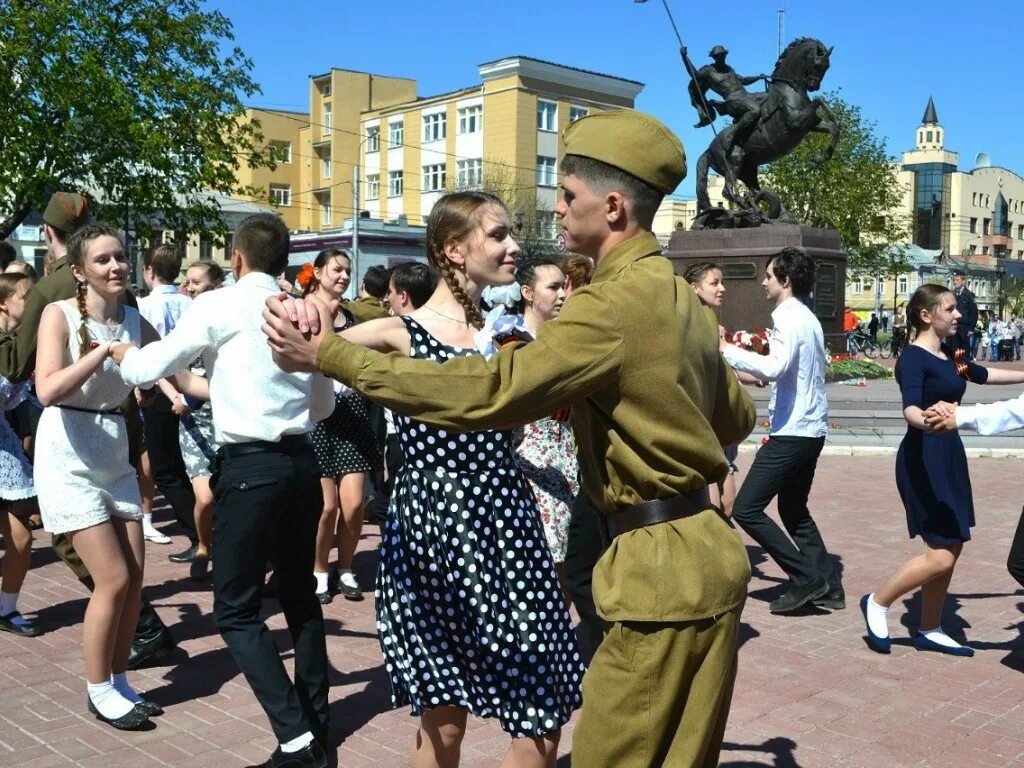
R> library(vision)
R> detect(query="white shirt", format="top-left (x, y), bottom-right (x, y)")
top-left (956, 395), bottom-right (1024, 435)
top-left (722, 296), bottom-right (829, 438)
top-left (120, 272), bottom-right (335, 444)
top-left (137, 284), bottom-right (192, 338)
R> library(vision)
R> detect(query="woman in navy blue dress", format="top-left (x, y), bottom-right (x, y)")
top-left (861, 284), bottom-right (1024, 656)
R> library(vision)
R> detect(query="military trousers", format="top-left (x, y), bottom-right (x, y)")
top-left (571, 605), bottom-right (743, 768)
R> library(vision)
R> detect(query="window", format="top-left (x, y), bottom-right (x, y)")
top-left (458, 105), bottom-right (482, 134)
top-left (537, 100), bottom-right (557, 131)
top-left (982, 245), bottom-right (990, 255)
top-left (569, 106), bottom-right (589, 123)
top-left (322, 83), bottom-right (331, 97)
top-left (456, 159), bottom-right (483, 189)
top-left (389, 121), bottom-right (404, 148)
top-left (1018, 224), bottom-right (1024, 240)
top-left (926, 130), bottom-right (933, 142)
top-left (320, 194), bottom-right (331, 226)
top-left (423, 113), bottom-right (446, 142)
top-left (269, 142), bottom-right (291, 164)
top-left (536, 211), bottom-right (558, 240)
top-left (388, 170), bottom-right (404, 197)
top-left (898, 276), bottom-right (908, 294)
top-left (423, 163), bottom-right (446, 192)
top-left (852, 278), bottom-right (862, 293)
top-left (365, 126), bottom-right (380, 153)
top-left (321, 150), bottom-right (331, 179)
top-left (322, 103), bottom-right (332, 136)
top-left (969, 217), bottom-right (977, 234)
top-left (537, 156), bottom-right (557, 187)
top-left (969, 244), bottom-right (977, 255)
top-left (972, 193), bottom-right (977, 206)
top-left (983, 218), bottom-right (991, 235)
top-left (269, 185), bottom-right (291, 207)
top-left (366, 173), bottom-right (380, 200)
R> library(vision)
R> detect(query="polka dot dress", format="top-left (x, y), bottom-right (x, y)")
top-left (311, 308), bottom-right (384, 477)
top-left (376, 317), bottom-right (584, 737)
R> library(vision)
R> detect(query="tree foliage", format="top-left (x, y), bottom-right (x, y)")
top-left (0, 0), bottom-right (268, 241)
top-left (762, 91), bottom-right (910, 278)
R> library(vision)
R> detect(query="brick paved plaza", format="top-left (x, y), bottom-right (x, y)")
top-left (2, 453), bottom-right (1023, 767)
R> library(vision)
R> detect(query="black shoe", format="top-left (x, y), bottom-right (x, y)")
top-left (769, 577), bottom-right (830, 614)
top-left (168, 543), bottom-right (198, 564)
top-left (87, 698), bottom-right (153, 731)
top-left (249, 740), bottom-right (327, 768)
top-left (189, 554), bottom-right (211, 582)
top-left (134, 698), bottom-right (164, 717)
top-left (0, 611), bottom-right (43, 637)
top-left (316, 590), bottom-right (333, 605)
top-left (126, 628), bottom-right (176, 670)
top-left (812, 585), bottom-right (846, 610)
top-left (335, 575), bottom-right (363, 602)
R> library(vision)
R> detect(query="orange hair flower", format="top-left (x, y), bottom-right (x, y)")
top-left (295, 263), bottom-right (315, 290)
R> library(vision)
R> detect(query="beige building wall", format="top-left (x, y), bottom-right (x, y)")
top-left (234, 108), bottom-right (308, 230)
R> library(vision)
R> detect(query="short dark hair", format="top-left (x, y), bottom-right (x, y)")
top-left (766, 247), bottom-right (815, 297)
top-left (560, 154), bottom-right (663, 229)
top-left (144, 244), bottom-right (183, 283)
top-left (683, 262), bottom-right (722, 286)
top-left (0, 241), bottom-right (17, 271)
top-left (362, 265), bottom-right (390, 300)
top-left (390, 262), bottom-right (439, 308)
top-left (233, 213), bottom-right (289, 275)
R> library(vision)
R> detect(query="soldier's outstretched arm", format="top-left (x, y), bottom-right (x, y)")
top-left (313, 287), bottom-right (623, 432)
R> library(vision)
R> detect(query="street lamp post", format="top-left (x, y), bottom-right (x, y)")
top-left (352, 163), bottom-right (360, 288)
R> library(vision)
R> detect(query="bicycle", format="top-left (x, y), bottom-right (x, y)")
top-left (846, 331), bottom-right (880, 359)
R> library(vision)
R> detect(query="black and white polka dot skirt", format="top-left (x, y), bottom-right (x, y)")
top-left (311, 391), bottom-right (383, 477)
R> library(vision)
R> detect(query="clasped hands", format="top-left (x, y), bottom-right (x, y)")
top-left (921, 400), bottom-right (958, 432)
top-left (261, 292), bottom-right (338, 373)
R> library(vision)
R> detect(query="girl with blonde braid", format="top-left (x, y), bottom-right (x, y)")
top-left (34, 223), bottom-right (162, 730)
top-left (332, 192), bottom-right (582, 768)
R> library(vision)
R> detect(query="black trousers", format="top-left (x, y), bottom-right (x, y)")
top-left (563, 493), bottom-right (607, 661)
top-left (143, 393), bottom-right (197, 543)
top-left (732, 435), bottom-right (836, 588)
top-left (1008, 507), bottom-right (1024, 590)
top-left (211, 439), bottom-right (328, 744)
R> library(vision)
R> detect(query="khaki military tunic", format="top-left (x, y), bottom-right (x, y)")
top-left (316, 231), bottom-right (755, 766)
top-left (344, 296), bottom-right (389, 324)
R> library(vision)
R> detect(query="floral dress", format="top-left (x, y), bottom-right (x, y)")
top-left (0, 376), bottom-right (36, 501)
top-left (514, 417), bottom-right (579, 562)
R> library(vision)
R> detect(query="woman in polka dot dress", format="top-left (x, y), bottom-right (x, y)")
top-left (339, 191), bottom-right (583, 767)
top-left (302, 248), bottom-right (384, 603)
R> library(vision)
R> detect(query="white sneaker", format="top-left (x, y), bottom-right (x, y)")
top-left (143, 525), bottom-right (172, 545)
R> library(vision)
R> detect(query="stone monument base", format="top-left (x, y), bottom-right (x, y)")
top-left (666, 223), bottom-right (848, 351)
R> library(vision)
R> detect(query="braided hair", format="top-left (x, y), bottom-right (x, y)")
top-left (425, 191), bottom-right (506, 329)
top-left (66, 222), bottom-right (121, 357)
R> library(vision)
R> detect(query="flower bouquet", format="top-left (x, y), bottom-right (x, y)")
top-left (727, 327), bottom-right (770, 355)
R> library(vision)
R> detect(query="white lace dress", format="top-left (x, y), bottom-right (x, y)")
top-left (35, 302), bottom-right (145, 534)
top-left (0, 375), bottom-right (35, 501)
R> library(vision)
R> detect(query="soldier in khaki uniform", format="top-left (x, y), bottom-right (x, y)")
top-left (264, 109), bottom-right (756, 767)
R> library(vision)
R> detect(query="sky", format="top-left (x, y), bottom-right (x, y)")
top-left (212, 0), bottom-right (1023, 198)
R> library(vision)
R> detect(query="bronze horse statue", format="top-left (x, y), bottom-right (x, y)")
top-left (693, 37), bottom-right (840, 229)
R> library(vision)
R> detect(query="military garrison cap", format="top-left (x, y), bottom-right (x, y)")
top-left (562, 110), bottom-right (687, 194)
top-left (43, 192), bottom-right (90, 234)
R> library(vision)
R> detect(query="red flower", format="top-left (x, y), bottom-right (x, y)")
top-left (761, 436), bottom-right (769, 446)
top-left (295, 263), bottom-right (315, 290)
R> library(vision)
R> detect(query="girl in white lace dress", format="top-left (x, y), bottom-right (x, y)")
top-left (34, 223), bottom-right (161, 731)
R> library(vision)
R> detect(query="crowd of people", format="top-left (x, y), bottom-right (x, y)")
top-left (2, 107), bottom-right (1024, 768)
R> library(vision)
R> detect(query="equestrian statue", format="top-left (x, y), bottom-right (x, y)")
top-left (687, 38), bottom-right (840, 229)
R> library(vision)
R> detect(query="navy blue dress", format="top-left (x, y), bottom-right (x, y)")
top-left (895, 344), bottom-right (988, 545)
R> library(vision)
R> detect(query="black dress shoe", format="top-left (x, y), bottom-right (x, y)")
top-left (189, 554), bottom-right (211, 582)
top-left (168, 543), bottom-right (198, 563)
top-left (87, 698), bottom-right (153, 731)
top-left (126, 628), bottom-right (176, 670)
top-left (316, 590), bottom-right (332, 605)
top-left (250, 740), bottom-right (327, 768)
top-left (769, 577), bottom-right (829, 614)
top-left (332, 571), bottom-right (363, 601)
top-left (0, 611), bottom-right (43, 637)
top-left (812, 584), bottom-right (846, 610)
top-left (134, 698), bottom-right (164, 717)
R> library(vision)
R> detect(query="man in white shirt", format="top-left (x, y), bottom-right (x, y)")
top-left (924, 398), bottom-right (1024, 591)
top-left (720, 247), bottom-right (842, 614)
top-left (115, 214), bottom-right (335, 768)
top-left (136, 245), bottom-right (198, 555)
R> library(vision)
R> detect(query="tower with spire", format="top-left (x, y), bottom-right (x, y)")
top-left (916, 96), bottom-right (944, 150)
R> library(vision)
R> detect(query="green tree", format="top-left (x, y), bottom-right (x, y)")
top-left (0, 0), bottom-right (268, 241)
top-left (762, 91), bottom-right (910, 279)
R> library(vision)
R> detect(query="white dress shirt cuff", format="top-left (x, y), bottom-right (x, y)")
top-left (118, 347), bottom-right (160, 389)
top-left (955, 397), bottom-right (1024, 436)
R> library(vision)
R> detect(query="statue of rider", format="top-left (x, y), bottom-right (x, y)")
top-left (688, 45), bottom-right (769, 156)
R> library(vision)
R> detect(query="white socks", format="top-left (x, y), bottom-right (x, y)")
top-left (87, 680), bottom-right (135, 719)
top-left (280, 731), bottom-right (314, 753)
top-left (919, 627), bottom-right (968, 650)
top-left (111, 672), bottom-right (143, 704)
top-left (0, 591), bottom-right (26, 623)
top-left (314, 571), bottom-right (329, 595)
top-left (865, 594), bottom-right (890, 638)
top-left (337, 569), bottom-right (358, 589)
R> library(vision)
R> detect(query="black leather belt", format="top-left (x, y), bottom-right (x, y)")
top-left (217, 433), bottom-right (312, 461)
top-left (599, 486), bottom-right (713, 545)
top-left (54, 404), bottom-right (122, 416)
